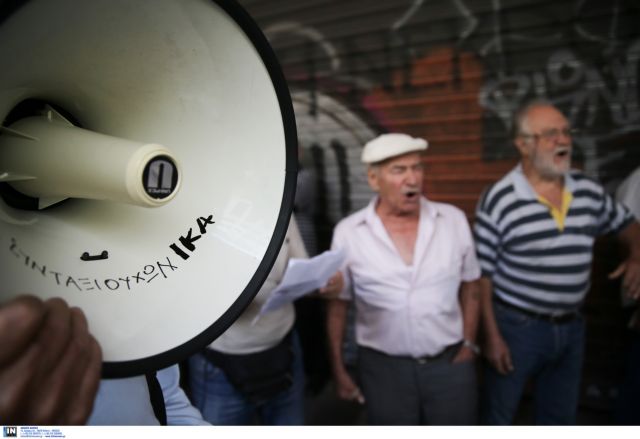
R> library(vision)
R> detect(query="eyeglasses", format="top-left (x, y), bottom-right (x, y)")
top-left (520, 128), bottom-right (580, 142)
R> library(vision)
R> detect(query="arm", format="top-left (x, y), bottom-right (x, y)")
top-left (326, 298), bottom-right (363, 403)
top-left (610, 221), bottom-right (640, 300)
top-left (157, 365), bottom-right (210, 426)
top-left (0, 296), bottom-right (102, 425)
top-left (473, 187), bottom-right (513, 374)
top-left (479, 277), bottom-right (513, 374)
top-left (452, 280), bottom-right (481, 363)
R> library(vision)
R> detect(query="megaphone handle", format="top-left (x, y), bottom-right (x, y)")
top-left (80, 251), bottom-right (109, 261)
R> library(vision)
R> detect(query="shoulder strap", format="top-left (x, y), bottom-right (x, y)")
top-left (145, 372), bottom-right (167, 426)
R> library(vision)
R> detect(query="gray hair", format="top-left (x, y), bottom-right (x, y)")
top-left (511, 98), bottom-right (555, 139)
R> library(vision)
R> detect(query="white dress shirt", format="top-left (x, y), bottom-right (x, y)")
top-left (616, 167), bottom-right (640, 311)
top-left (331, 196), bottom-right (480, 357)
top-left (617, 166), bottom-right (640, 219)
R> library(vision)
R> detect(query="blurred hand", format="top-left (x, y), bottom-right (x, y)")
top-left (452, 345), bottom-right (476, 364)
top-left (610, 257), bottom-right (640, 301)
top-left (333, 368), bottom-right (365, 404)
top-left (0, 295), bottom-right (102, 424)
top-left (319, 271), bottom-right (344, 298)
top-left (484, 332), bottom-right (513, 375)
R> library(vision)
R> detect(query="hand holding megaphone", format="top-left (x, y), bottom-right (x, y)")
top-left (0, 295), bottom-right (102, 424)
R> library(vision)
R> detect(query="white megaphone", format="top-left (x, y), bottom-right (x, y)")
top-left (0, 0), bottom-right (297, 378)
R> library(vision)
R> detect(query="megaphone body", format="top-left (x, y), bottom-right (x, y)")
top-left (0, 0), bottom-right (297, 377)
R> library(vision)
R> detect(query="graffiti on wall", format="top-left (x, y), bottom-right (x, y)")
top-left (245, 0), bottom-right (638, 400)
top-left (254, 0), bottom-right (640, 246)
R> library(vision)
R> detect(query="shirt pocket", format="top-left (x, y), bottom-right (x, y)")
top-left (417, 256), bottom-right (463, 315)
top-left (351, 267), bottom-right (408, 310)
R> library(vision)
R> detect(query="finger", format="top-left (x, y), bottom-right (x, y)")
top-left (349, 387), bottom-right (365, 404)
top-left (322, 273), bottom-right (343, 292)
top-left (332, 272), bottom-right (344, 290)
top-left (33, 298), bottom-right (74, 376)
top-left (0, 296), bottom-right (46, 366)
top-left (504, 351), bottom-right (514, 373)
top-left (622, 271), bottom-right (640, 298)
top-left (30, 307), bottom-right (93, 424)
top-left (609, 262), bottom-right (626, 279)
top-left (494, 357), bottom-right (507, 375)
top-left (497, 351), bottom-right (513, 375)
top-left (319, 286), bottom-right (338, 297)
top-left (625, 282), bottom-right (640, 300)
top-left (338, 387), bottom-right (353, 401)
top-left (322, 275), bottom-right (338, 291)
top-left (452, 348), bottom-right (469, 364)
top-left (63, 331), bottom-right (102, 425)
top-left (0, 342), bottom-right (42, 423)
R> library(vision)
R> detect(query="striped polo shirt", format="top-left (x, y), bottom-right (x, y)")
top-left (474, 164), bottom-right (634, 315)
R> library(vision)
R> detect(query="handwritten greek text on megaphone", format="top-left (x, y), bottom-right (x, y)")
top-left (169, 214), bottom-right (215, 260)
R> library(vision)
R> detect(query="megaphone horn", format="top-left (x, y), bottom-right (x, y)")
top-left (0, 0), bottom-right (297, 378)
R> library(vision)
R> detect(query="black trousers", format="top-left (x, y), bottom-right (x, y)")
top-left (357, 344), bottom-right (477, 425)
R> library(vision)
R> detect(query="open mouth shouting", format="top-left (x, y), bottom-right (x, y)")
top-left (554, 147), bottom-right (571, 160)
top-left (403, 188), bottom-right (420, 202)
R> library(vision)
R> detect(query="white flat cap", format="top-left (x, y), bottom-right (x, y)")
top-left (361, 133), bottom-right (428, 164)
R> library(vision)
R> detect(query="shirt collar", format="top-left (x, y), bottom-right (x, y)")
top-left (509, 163), bottom-right (576, 200)
top-left (362, 195), bottom-right (439, 225)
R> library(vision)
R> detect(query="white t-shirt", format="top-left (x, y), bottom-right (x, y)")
top-left (210, 217), bottom-right (308, 354)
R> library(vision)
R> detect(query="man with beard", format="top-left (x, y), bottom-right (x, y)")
top-left (474, 100), bottom-right (640, 424)
top-left (327, 133), bottom-right (482, 425)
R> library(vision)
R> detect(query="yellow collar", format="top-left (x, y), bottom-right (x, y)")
top-left (537, 190), bottom-right (573, 231)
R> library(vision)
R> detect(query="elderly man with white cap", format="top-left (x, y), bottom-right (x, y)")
top-left (326, 133), bottom-right (482, 425)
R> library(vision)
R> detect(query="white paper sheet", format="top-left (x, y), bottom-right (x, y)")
top-left (252, 249), bottom-right (346, 324)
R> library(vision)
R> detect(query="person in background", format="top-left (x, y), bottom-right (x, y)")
top-left (614, 165), bottom-right (640, 425)
top-left (475, 99), bottom-right (640, 425)
top-left (327, 133), bottom-right (482, 425)
top-left (188, 217), bottom-right (342, 425)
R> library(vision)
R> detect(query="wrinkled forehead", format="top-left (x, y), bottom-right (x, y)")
top-left (525, 105), bottom-right (570, 132)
